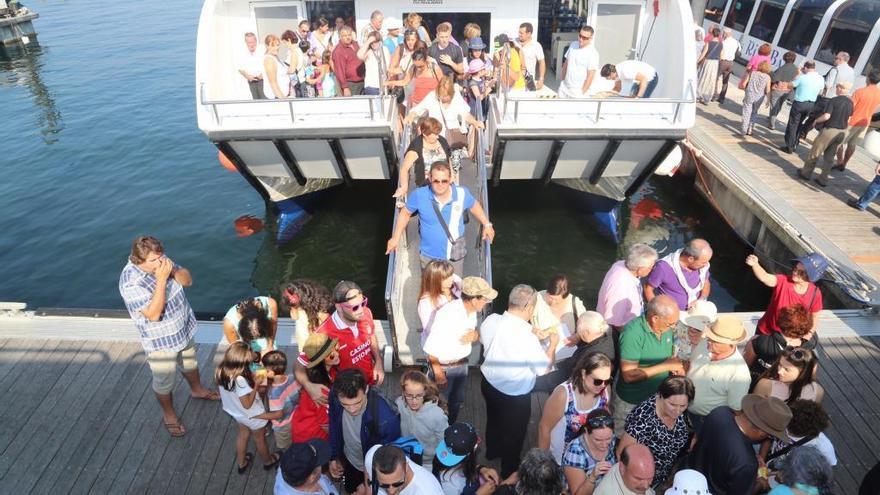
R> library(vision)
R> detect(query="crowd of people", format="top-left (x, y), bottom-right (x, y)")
top-left (119, 229), bottom-right (854, 495)
top-left (236, 12), bottom-right (662, 121)
top-left (696, 25), bottom-right (880, 212)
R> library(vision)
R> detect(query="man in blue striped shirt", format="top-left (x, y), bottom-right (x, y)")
top-left (119, 236), bottom-right (218, 437)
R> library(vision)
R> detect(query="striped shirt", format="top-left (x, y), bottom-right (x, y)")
top-left (267, 375), bottom-right (301, 428)
top-left (119, 260), bottom-right (197, 353)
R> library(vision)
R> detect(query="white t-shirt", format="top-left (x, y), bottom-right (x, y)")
top-left (364, 46), bottom-right (392, 89)
top-left (274, 472), bottom-right (339, 495)
top-left (719, 37), bottom-right (740, 61)
top-left (480, 312), bottom-right (550, 395)
top-left (561, 43), bottom-right (600, 96)
top-left (219, 375), bottom-right (268, 430)
top-left (437, 468), bottom-right (468, 495)
top-left (423, 299), bottom-right (477, 363)
top-left (616, 60), bottom-right (657, 91)
top-left (518, 40), bottom-right (545, 79)
top-left (364, 445), bottom-right (445, 495)
top-left (410, 90), bottom-right (471, 136)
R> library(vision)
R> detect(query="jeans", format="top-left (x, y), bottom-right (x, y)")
top-left (630, 73), bottom-right (659, 98)
top-left (768, 89), bottom-right (791, 129)
top-left (856, 174), bottom-right (880, 210)
top-left (430, 363), bottom-right (468, 423)
top-left (785, 100), bottom-right (814, 151)
top-left (363, 86), bottom-right (381, 95)
top-left (248, 79), bottom-right (266, 99)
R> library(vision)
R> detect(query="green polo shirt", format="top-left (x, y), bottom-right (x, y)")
top-left (615, 315), bottom-right (674, 404)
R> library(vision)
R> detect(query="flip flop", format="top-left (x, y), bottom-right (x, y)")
top-left (263, 451), bottom-right (282, 471)
top-left (193, 390), bottom-right (220, 401)
top-left (238, 453), bottom-right (254, 474)
top-left (164, 420), bottom-right (186, 437)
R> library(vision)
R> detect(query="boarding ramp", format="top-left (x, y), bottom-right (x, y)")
top-left (198, 87), bottom-right (400, 202)
top-left (384, 123), bottom-right (493, 366)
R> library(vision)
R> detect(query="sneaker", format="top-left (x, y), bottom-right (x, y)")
top-left (832, 164), bottom-right (846, 172)
top-left (797, 170), bottom-right (811, 180)
top-left (847, 199), bottom-right (865, 211)
top-left (813, 178), bottom-right (828, 187)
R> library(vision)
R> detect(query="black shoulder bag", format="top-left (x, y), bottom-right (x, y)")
top-left (430, 197), bottom-right (467, 261)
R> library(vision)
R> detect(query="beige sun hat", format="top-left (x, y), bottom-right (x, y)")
top-left (704, 315), bottom-right (747, 345)
top-left (681, 299), bottom-right (718, 329)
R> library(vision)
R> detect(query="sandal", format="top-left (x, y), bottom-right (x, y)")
top-left (263, 451), bottom-right (282, 470)
top-left (164, 420), bottom-right (186, 437)
top-left (238, 453), bottom-right (254, 474)
top-left (192, 390), bottom-right (220, 401)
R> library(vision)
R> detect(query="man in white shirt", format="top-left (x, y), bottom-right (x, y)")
top-left (517, 22), bottom-right (545, 90)
top-left (558, 25), bottom-right (600, 98)
top-left (686, 315), bottom-right (751, 431)
top-left (480, 284), bottom-right (557, 478)
top-left (237, 32), bottom-right (265, 99)
top-left (715, 28), bottom-right (740, 104)
top-left (602, 60), bottom-right (659, 98)
top-left (365, 444), bottom-right (444, 495)
top-left (424, 276), bottom-right (495, 423)
top-left (824, 51), bottom-right (855, 96)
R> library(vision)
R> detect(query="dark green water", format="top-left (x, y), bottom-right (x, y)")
top-left (1, 0), bottom-right (775, 317)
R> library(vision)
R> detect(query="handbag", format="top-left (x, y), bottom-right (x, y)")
top-left (523, 67), bottom-right (537, 91)
top-left (430, 195), bottom-right (467, 261)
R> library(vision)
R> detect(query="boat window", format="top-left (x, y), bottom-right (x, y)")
top-left (724, 0), bottom-right (757, 32)
top-left (704, 0), bottom-right (729, 23)
top-left (814, 0), bottom-right (880, 66)
top-left (778, 0), bottom-right (835, 55)
top-left (405, 12), bottom-right (491, 48)
top-left (748, 0), bottom-right (788, 42)
top-left (863, 42), bottom-right (880, 76)
top-left (253, 3), bottom-right (303, 42)
top-left (305, 1), bottom-right (355, 29)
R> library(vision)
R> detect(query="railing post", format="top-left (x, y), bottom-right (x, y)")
top-left (288, 101), bottom-right (295, 124)
top-left (514, 100), bottom-right (519, 124)
top-left (596, 101), bottom-right (602, 122)
top-left (212, 103), bottom-right (220, 126)
top-left (673, 102), bottom-right (681, 123)
top-left (369, 98), bottom-right (376, 121)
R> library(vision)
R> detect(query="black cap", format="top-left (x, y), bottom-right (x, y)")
top-left (435, 422), bottom-right (479, 467)
top-left (280, 439), bottom-right (331, 486)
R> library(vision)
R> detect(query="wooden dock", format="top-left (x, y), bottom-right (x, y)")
top-left (687, 84), bottom-right (880, 305)
top-left (0, 311), bottom-right (878, 494)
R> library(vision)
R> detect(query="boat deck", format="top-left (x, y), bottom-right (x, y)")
top-left (0, 311), bottom-right (878, 493)
top-left (687, 81), bottom-right (880, 303)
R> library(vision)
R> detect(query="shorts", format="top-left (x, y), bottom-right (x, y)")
top-left (146, 340), bottom-right (198, 394)
top-left (843, 125), bottom-right (869, 146)
top-left (611, 393), bottom-right (637, 439)
top-left (273, 423), bottom-right (292, 450)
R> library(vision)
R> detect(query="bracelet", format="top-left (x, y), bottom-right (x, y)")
top-left (484, 222), bottom-right (493, 228)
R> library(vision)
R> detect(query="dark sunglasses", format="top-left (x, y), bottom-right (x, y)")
top-left (587, 415), bottom-right (614, 430)
top-left (431, 179), bottom-right (450, 184)
top-left (579, 35), bottom-right (592, 40)
top-left (379, 480), bottom-right (406, 489)
top-left (340, 296), bottom-right (368, 311)
top-left (592, 378), bottom-right (613, 387)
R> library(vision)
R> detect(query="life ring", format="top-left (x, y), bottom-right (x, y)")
top-left (218, 151), bottom-right (237, 172)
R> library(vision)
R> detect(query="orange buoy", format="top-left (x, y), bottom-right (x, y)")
top-left (218, 151), bottom-right (237, 172)
top-left (234, 215), bottom-right (264, 237)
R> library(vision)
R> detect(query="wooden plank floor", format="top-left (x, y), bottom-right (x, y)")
top-left (0, 337), bottom-right (875, 494)
top-left (691, 91), bottom-right (880, 285)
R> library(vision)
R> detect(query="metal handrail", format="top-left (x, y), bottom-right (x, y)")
top-left (383, 123), bottom-right (413, 332)
top-left (474, 102), bottom-right (493, 293)
top-left (504, 93), bottom-right (696, 125)
top-left (199, 83), bottom-right (392, 126)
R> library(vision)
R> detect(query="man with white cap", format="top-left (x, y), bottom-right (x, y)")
top-left (383, 17), bottom-right (402, 54)
top-left (690, 394), bottom-right (792, 495)
top-left (686, 315), bottom-right (752, 431)
top-left (424, 276), bottom-right (496, 423)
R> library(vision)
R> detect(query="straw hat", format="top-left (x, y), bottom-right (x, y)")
top-left (681, 299), bottom-right (717, 329)
top-left (301, 333), bottom-right (338, 369)
top-left (704, 315), bottom-right (746, 345)
top-left (741, 394), bottom-right (792, 441)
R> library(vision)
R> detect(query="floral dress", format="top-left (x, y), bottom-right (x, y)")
top-left (624, 394), bottom-right (692, 488)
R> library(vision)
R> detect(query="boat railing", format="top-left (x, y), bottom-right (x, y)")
top-left (384, 123), bottom-right (413, 365)
top-left (495, 85), bottom-right (696, 128)
top-left (198, 83), bottom-right (396, 129)
top-left (474, 101), bottom-right (493, 317)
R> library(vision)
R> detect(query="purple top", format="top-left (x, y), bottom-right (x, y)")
top-left (646, 261), bottom-right (710, 310)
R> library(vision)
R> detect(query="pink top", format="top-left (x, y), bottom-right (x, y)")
top-left (596, 260), bottom-right (643, 327)
top-left (747, 54), bottom-right (771, 72)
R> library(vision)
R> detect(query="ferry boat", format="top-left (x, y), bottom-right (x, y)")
top-left (196, 0), bottom-right (696, 364)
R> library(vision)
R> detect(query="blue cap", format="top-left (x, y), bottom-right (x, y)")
top-left (468, 37), bottom-right (487, 51)
top-left (792, 252), bottom-right (828, 283)
top-left (435, 422), bottom-right (478, 467)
